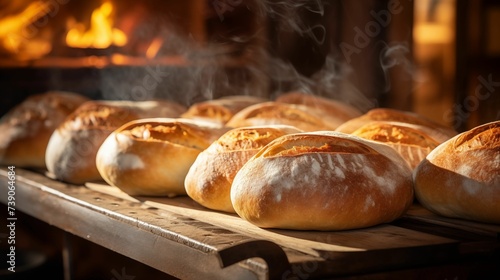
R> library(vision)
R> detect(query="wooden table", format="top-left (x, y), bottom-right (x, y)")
top-left (1, 168), bottom-right (499, 279)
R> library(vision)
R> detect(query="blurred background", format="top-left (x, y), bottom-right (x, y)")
top-left (0, 0), bottom-right (499, 131)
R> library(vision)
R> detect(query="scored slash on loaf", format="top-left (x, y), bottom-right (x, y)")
top-left (350, 121), bottom-right (444, 169)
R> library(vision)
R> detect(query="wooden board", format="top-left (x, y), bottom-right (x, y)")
top-left (2, 168), bottom-right (499, 279)
top-left (85, 182), bottom-right (458, 257)
top-left (83, 181), bottom-right (500, 276)
top-left (403, 204), bottom-right (500, 239)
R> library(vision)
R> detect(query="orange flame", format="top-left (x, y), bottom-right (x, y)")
top-left (0, 1), bottom-right (52, 59)
top-left (66, 1), bottom-right (127, 49)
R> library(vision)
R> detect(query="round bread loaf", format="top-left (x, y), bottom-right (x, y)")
top-left (45, 100), bottom-right (187, 184)
top-left (226, 101), bottom-right (343, 131)
top-left (275, 91), bottom-right (363, 121)
top-left (96, 118), bottom-right (229, 197)
top-left (0, 91), bottom-right (89, 168)
top-left (231, 131), bottom-right (414, 231)
top-left (185, 125), bottom-right (303, 212)
top-left (351, 121), bottom-right (441, 169)
top-left (413, 121), bottom-right (500, 224)
top-left (181, 95), bottom-right (267, 125)
top-left (335, 108), bottom-right (457, 142)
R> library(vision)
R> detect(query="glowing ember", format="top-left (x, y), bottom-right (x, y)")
top-left (66, 1), bottom-right (127, 49)
top-left (146, 37), bottom-right (164, 59)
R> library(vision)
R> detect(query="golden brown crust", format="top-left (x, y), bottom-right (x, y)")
top-left (45, 100), bottom-right (186, 184)
top-left (0, 91), bottom-right (89, 168)
top-left (181, 95), bottom-right (267, 124)
top-left (231, 131), bottom-right (414, 231)
top-left (335, 108), bottom-right (457, 142)
top-left (60, 102), bottom-right (141, 130)
top-left (61, 100), bottom-right (187, 129)
top-left (413, 121), bottom-right (500, 224)
top-left (226, 101), bottom-right (344, 131)
top-left (275, 91), bottom-right (363, 121)
top-left (351, 121), bottom-right (441, 169)
top-left (184, 125), bottom-right (302, 212)
top-left (96, 118), bottom-right (229, 197)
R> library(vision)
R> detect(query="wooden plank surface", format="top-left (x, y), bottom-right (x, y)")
top-left (1, 168), bottom-right (275, 279)
top-left (85, 182), bottom-right (458, 257)
top-left (403, 204), bottom-right (500, 239)
top-left (2, 168), bottom-right (500, 278)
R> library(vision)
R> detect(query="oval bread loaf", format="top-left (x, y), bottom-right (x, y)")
top-left (231, 131), bottom-right (414, 231)
top-left (226, 101), bottom-right (343, 131)
top-left (275, 91), bottom-right (363, 121)
top-left (185, 125), bottom-right (303, 212)
top-left (413, 121), bottom-right (500, 224)
top-left (97, 118), bottom-right (229, 197)
top-left (0, 91), bottom-right (89, 168)
top-left (181, 95), bottom-right (267, 125)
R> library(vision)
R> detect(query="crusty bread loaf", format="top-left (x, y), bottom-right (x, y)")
top-left (275, 91), bottom-right (363, 121)
top-left (225, 101), bottom-right (343, 131)
top-left (335, 108), bottom-right (457, 142)
top-left (96, 118), bottom-right (229, 197)
top-left (231, 131), bottom-right (414, 230)
top-left (181, 95), bottom-right (268, 125)
top-left (185, 125), bottom-right (303, 212)
top-left (413, 121), bottom-right (500, 224)
top-left (45, 100), bottom-right (187, 184)
top-left (351, 121), bottom-right (441, 169)
top-left (0, 91), bottom-right (89, 168)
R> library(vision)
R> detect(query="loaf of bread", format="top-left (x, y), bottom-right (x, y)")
top-left (413, 121), bottom-right (500, 224)
top-left (231, 131), bottom-right (414, 230)
top-left (45, 100), bottom-right (187, 184)
top-left (0, 91), bottom-right (89, 168)
top-left (225, 101), bottom-right (343, 131)
top-left (185, 125), bottom-right (303, 212)
top-left (335, 108), bottom-right (457, 142)
top-left (351, 121), bottom-right (442, 169)
top-left (96, 118), bottom-right (229, 197)
top-left (275, 91), bottom-right (363, 121)
top-left (181, 95), bottom-right (268, 125)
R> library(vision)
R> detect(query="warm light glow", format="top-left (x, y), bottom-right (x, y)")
top-left (413, 0), bottom-right (455, 44)
top-left (146, 37), bottom-right (163, 59)
top-left (66, 1), bottom-right (127, 49)
top-left (414, 23), bottom-right (453, 44)
top-left (0, 1), bottom-right (52, 59)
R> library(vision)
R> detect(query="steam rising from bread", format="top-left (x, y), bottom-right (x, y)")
top-left (74, 0), bottom-right (410, 115)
